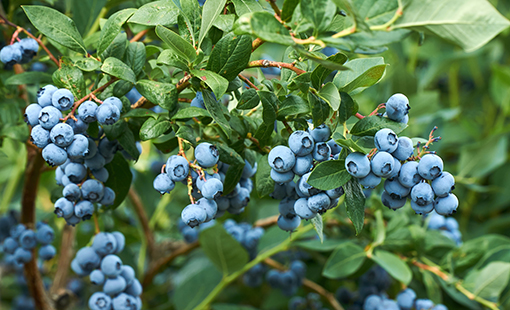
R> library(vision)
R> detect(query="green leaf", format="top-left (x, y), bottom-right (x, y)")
top-left (117, 127), bottom-right (140, 161)
top-left (338, 91), bottom-right (358, 123)
top-left (256, 154), bottom-right (275, 198)
top-left (203, 90), bottom-right (231, 138)
top-left (5, 72), bottom-right (52, 86)
top-left (311, 214), bottom-right (324, 242)
top-left (300, 0), bottom-right (336, 32)
top-left (125, 42), bottom-right (147, 76)
top-left (72, 0), bottom-right (106, 36)
top-left (472, 262), bottom-right (510, 300)
top-left (335, 138), bottom-right (367, 154)
top-left (191, 69), bottom-right (229, 99)
top-left (333, 57), bottom-right (386, 95)
top-left (179, 0), bottom-right (201, 47)
top-left (22, 5), bottom-right (86, 54)
top-left (97, 9), bottom-right (136, 57)
top-left (232, 0), bottom-right (263, 17)
top-left (393, 0), bottom-right (510, 52)
top-left (349, 116), bottom-right (407, 137)
top-left (311, 52), bottom-right (348, 89)
top-left (123, 108), bottom-right (158, 119)
top-left (308, 91), bottom-right (331, 127)
top-left (308, 160), bottom-right (351, 190)
top-left (128, 0), bottom-right (179, 26)
top-left (277, 94), bottom-right (310, 119)
top-left (71, 57), bottom-right (102, 72)
top-left (458, 135), bottom-right (508, 178)
top-left (176, 126), bottom-right (196, 146)
top-left (281, 0), bottom-right (300, 22)
top-left (139, 118), bottom-right (172, 140)
top-left (258, 91), bottom-right (278, 124)
top-left (322, 242), bottom-right (366, 279)
top-left (101, 57), bottom-right (136, 83)
top-left (101, 32), bottom-right (128, 60)
top-left (212, 15), bottom-right (236, 32)
top-left (224, 163), bottom-right (245, 195)
top-left (52, 61), bottom-right (87, 99)
top-left (199, 0), bottom-right (228, 47)
top-left (236, 89), bottom-right (260, 110)
top-left (206, 33), bottom-right (252, 81)
top-left (172, 107), bottom-right (211, 119)
top-left (294, 45), bottom-right (350, 70)
top-left (319, 82), bottom-right (340, 111)
top-left (136, 80), bottom-right (178, 110)
top-left (157, 49), bottom-right (189, 71)
top-left (234, 11), bottom-right (294, 45)
top-left (156, 25), bottom-right (197, 63)
top-left (296, 239), bottom-right (344, 252)
top-left (344, 178), bottom-right (365, 235)
top-left (371, 250), bottom-right (412, 285)
top-left (330, 0), bottom-right (371, 33)
top-left (104, 153), bottom-right (133, 210)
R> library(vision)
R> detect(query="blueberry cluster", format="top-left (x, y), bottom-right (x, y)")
top-left (427, 211), bottom-right (462, 245)
top-left (289, 292), bottom-right (328, 310)
top-left (177, 219), bottom-right (216, 243)
top-left (224, 219), bottom-right (264, 258)
top-left (154, 142), bottom-right (257, 228)
top-left (25, 85), bottom-right (126, 225)
top-left (364, 288), bottom-right (447, 310)
top-left (71, 231), bottom-right (142, 310)
top-left (268, 125), bottom-right (345, 231)
top-left (266, 260), bottom-right (307, 296)
top-left (0, 38), bottom-right (39, 69)
top-left (336, 266), bottom-right (391, 309)
top-left (346, 127), bottom-right (457, 216)
top-left (1, 222), bottom-right (56, 269)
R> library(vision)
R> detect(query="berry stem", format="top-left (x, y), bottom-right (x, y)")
top-left (252, 38), bottom-right (265, 51)
top-left (93, 213), bottom-right (100, 234)
top-left (369, 103), bottom-right (386, 116)
top-left (265, 0), bottom-right (281, 17)
top-left (238, 73), bottom-right (259, 90)
top-left (355, 112), bottom-right (365, 119)
top-left (10, 27), bottom-right (23, 45)
top-left (130, 29), bottom-right (149, 43)
top-left (282, 120), bottom-right (293, 134)
top-left (248, 60), bottom-right (306, 75)
top-left (417, 127), bottom-right (440, 158)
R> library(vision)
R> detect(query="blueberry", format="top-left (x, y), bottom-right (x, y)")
top-left (74, 200), bottom-right (94, 220)
top-left (384, 178), bottom-right (410, 199)
top-left (313, 142), bottom-right (332, 162)
top-left (96, 103), bottom-right (120, 125)
top-left (81, 179), bottom-right (105, 202)
top-left (31, 62), bottom-right (46, 72)
top-left (75, 247), bottom-right (101, 271)
top-left (381, 191), bottom-right (406, 210)
top-left (392, 136), bottom-right (414, 161)
top-left (38, 106), bottom-right (62, 130)
top-left (181, 204), bottom-right (207, 228)
top-left (126, 87), bottom-right (142, 104)
top-left (54, 197), bottom-right (74, 218)
top-left (216, 196), bottom-right (230, 211)
top-left (241, 159), bottom-right (258, 178)
top-left (270, 169), bottom-right (295, 183)
top-left (42, 143), bottom-right (68, 166)
top-left (445, 217), bottom-right (459, 231)
top-left (103, 276), bottom-right (127, 296)
top-left (84, 138), bottom-right (98, 160)
top-left (326, 186), bottom-right (344, 199)
top-left (288, 130), bottom-right (315, 156)
top-left (418, 154), bottom-right (443, 180)
top-left (279, 197), bottom-right (297, 217)
top-left (85, 153), bottom-right (106, 170)
top-left (308, 193), bottom-right (331, 213)
top-left (65, 215), bottom-right (82, 226)
top-left (411, 182), bottom-right (434, 206)
top-left (411, 200), bottom-right (434, 215)
top-left (415, 299), bottom-right (434, 310)
top-left (385, 93), bottom-right (410, 121)
top-left (37, 85), bottom-right (58, 107)
top-left (3, 237), bottom-right (18, 254)
top-left (112, 293), bottom-right (137, 310)
top-left (19, 38), bottom-right (39, 57)
top-left (49, 123), bottom-right (74, 148)
top-left (268, 146), bottom-right (296, 173)
top-left (427, 211), bottom-right (446, 230)
top-left (240, 177), bottom-right (253, 192)
top-left (197, 197), bottom-right (218, 221)
top-left (363, 294), bottom-right (382, 310)
top-left (90, 269), bottom-right (106, 285)
top-left (290, 260), bottom-right (306, 281)
top-left (100, 187), bottom-right (116, 206)
top-left (326, 139), bottom-right (342, 155)
top-left (112, 231), bottom-right (125, 253)
top-left (266, 269), bottom-right (281, 287)
top-left (93, 232), bottom-right (118, 256)
top-left (359, 172), bottom-right (382, 189)
top-left (371, 151), bottom-right (395, 178)
top-left (396, 288), bottom-right (416, 310)
top-left (374, 128), bottom-right (399, 153)
top-left (91, 167), bottom-right (109, 183)
top-left (379, 299), bottom-right (400, 310)
top-left (0, 43), bottom-right (22, 66)
top-left (153, 173), bottom-right (175, 194)
top-left (101, 254), bottom-right (123, 277)
top-left (30, 125), bottom-right (50, 148)
top-left (195, 143), bottom-right (220, 168)
top-left (432, 305), bottom-right (448, 310)
top-left (388, 157), bottom-right (401, 179)
top-left (431, 171), bottom-right (455, 197)
top-left (38, 244), bottom-right (56, 260)
top-left (13, 247), bottom-right (32, 264)
top-left (399, 161), bottom-right (422, 188)
top-left (66, 117), bottom-right (89, 134)
top-left (345, 152), bottom-right (371, 178)
top-left (65, 163), bottom-right (87, 183)
top-left (191, 91), bottom-right (205, 109)
top-left (280, 269), bottom-right (299, 288)
top-left (98, 137), bottom-right (119, 159)
top-left (77, 101), bottom-right (98, 123)
top-left (67, 134), bottom-right (89, 159)
top-left (310, 124), bottom-right (331, 142)
top-left (118, 265), bottom-right (135, 286)
top-left (103, 97), bottom-right (123, 113)
top-left (270, 183), bottom-right (287, 200)
top-left (201, 178), bottom-right (223, 199)
top-left (125, 279), bottom-right (143, 296)
top-left (277, 214), bottom-right (301, 231)
top-left (36, 224), bottom-right (54, 245)
top-left (24, 103), bottom-right (42, 126)
top-left (435, 193), bottom-right (458, 215)
top-left (298, 172), bottom-right (320, 196)
top-left (52, 89), bottom-right (74, 111)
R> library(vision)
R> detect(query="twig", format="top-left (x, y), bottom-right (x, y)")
top-left (49, 225), bottom-right (76, 295)
top-left (369, 103), bottom-right (385, 116)
top-left (282, 120), bottom-right (293, 134)
top-left (238, 74), bottom-right (259, 90)
top-left (265, 0), bottom-right (281, 17)
top-left (252, 38), bottom-right (265, 51)
top-left (248, 60), bottom-right (306, 75)
top-left (128, 187), bottom-right (156, 260)
top-left (263, 258), bottom-right (344, 310)
top-left (178, 98), bottom-right (192, 103)
top-left (130, 29), bottom-right (149, 43)
top-left (355, 112), bottom-right (365, 119)
top-left (93, 213), bottom-right (100, 234)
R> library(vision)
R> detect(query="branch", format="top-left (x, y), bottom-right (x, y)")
top-left (130, 29), bottom-right (149, 43)
top-left (49, 225), bottom-right (76, 294)
top-left (128, 187), bottom-right (156, 260)
top-left (265, 0), bottom-right (281, 17)
top-left (355, 112), bottom-right (365, 120)
top-left (263, 258), bottom-right (344, 310)
top-left (238, 74), bottom-right (259, 90)
top-left (248, 60), bottom-right (306, 75)
top-left (252, 38), bottom-right (265, 51)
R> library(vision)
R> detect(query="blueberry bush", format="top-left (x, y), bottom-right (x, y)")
top-left (0, 0), bottom-right (510, 309)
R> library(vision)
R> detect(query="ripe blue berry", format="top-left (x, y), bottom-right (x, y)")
top-left (88, 292), bottom-right (112, 310)
top-left (313, 142), bottom-right (331, 162)
top-left (85, 153), bottom-right (106, 170)
top-left (101, 254), bottom-right (123, 277)
top-left (74, 200), bottom-right (94, 220)
top-left (93, 233), bottom-right (118, 256)
top-left (432, 305), bottom-right (448, 310)
top-left (38, 244), bottom-right (56, 260)
top-left (292, 155), bottom-right (313, 176)
top-left (120, 265), bottom-right (135, 286)
top-left (397, 288), bottom-right (416, 310)
top-left (42, 143), bottom-right (68, 166)
top-left (326, 186), bottom-right (344, 200)
top-left (415, 299), bottom-right (435, 310)
top-left (126, 87), bottom-right (142, 104)
top-left (374, 128), bottom-right (399, 153)
top-left (435, 193), bottom-right (458, 215)
top-left (19, 38), bottom-right (39, 56)
top-left (445, 217), bottom-right (459, 231)
top-left (270, 169), bottom-right (295, 184)
top-left (165, 155), bottom-right (190, 181)
top-left (181, 204), bottom-right (207, 228)
top-left (3, 237), bottom-right (18, 254)
top-left (381, 191), bottom-right (406, 210)
top-left (388, 157), bottom-right (401, 179)
top-left (54, 197), bottom-right (74, 218)
top-left (327, 139), bottom-right (342, 155)
top-left (38, 106), bottom-right (62, 130)
top-left (153, 173), bottom-right (175, 194)
top-left (30, 125), bottom-right (50, 148)
top-left (279, 197), bottom-right (297, 217)
top-left (294, 198), bottom-right (316, 219)
top-left (197, 198), bottom-right (218, 221)
top-left (103, 97), bottom-right (123, 113)
top-left (13, 247), bottom-right (32, 264)
top-left (418, 154), bottom-right (443, 180)
top-left (195, 143), bottom-right (220, 168)
top-left (363, 295), bottom-right (382, 310)
top-left (100, 187), bottom-right (116, 206)
top-left (201, 178), bottom-right (223, 199)
top-left (36, 224), bottom-right (54, 245)
top-left (229, 187), bottom-right (251, 210)
top-left (241, 159), bottom-right (258, 178)
top-left (90, 269), bottom-right (106, 285)
top-left (66, 215), bottom-right (82, 226)
top-left (268, 146), bottom-right (296, 173)
top-left (411, 182), bottom-right (434, 206)
top-left (277, 214), bottom-right (301, 232)
top-left (112, 293), bottom-right (137, 310)
top-left (81, 179), bottom-right (105, 202)
top-left (77, 101), bottom-right (98, 123)
top-left (10, 224), bottom-right (26, 239)
top-left (125, 279), bottom-right (143, 296)
top-left (288, 130), bottom-right (315, 156)
top-left (91, 167), bottom-right (109, 183)
top-left (50, 123), bottom-right (74, 147)
top-left (399, 161), bottom-right (422, 188)
top-left (52, 89), bottom-right (74, 111)
top-left (384, 178), bottom-right (410, 199)
top-left (308, 193), bottom-right (331, 213)
top-left (191, 91), bottom-right (205, 109)
top-left (103, 276), bottom-right (127, 296)
top-left (65, 163), bottom-right (87, 183)
top-left (67, 134), bottom-right (89, 159)
top-left (345, 152), bottom-right (371, 178)
top-left (385, 93), bottom-right (410, 121)
top-left (111, 231), bottom-right (125, 253)
top-left (66, 117), bottom-right (89, 134)
top-left (297, 172), bottom-right (320, 196)
top-left (37, 85), bottom-right (58, 107)
top-left (24, 103), bottom-right (42, 126)
top-left (371, 151), bottom-right (395, 178)
top-left (392, 136), bottom-right (414, 161)
top-left (310, 124), bottom-right (331, 142)
top-left (411, 200), bottom-right (434, 215)
top-left (0, 44), bottom-right (22, 65)
top-left (96, 103), bottom-right (120, 125)
top-left (75, 247), bottom-right (101, 272)
top-left (359, 172), bottom-right (382, 189)
top-left (431, 171), bottom-right (455, 197)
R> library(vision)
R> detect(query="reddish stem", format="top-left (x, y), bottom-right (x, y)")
top-left (248, 60), bottom-right (306, 75)
top-left (355, 113), bottom-right (365, 119)
top-left (238, 74), bottom-right (259, 90)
